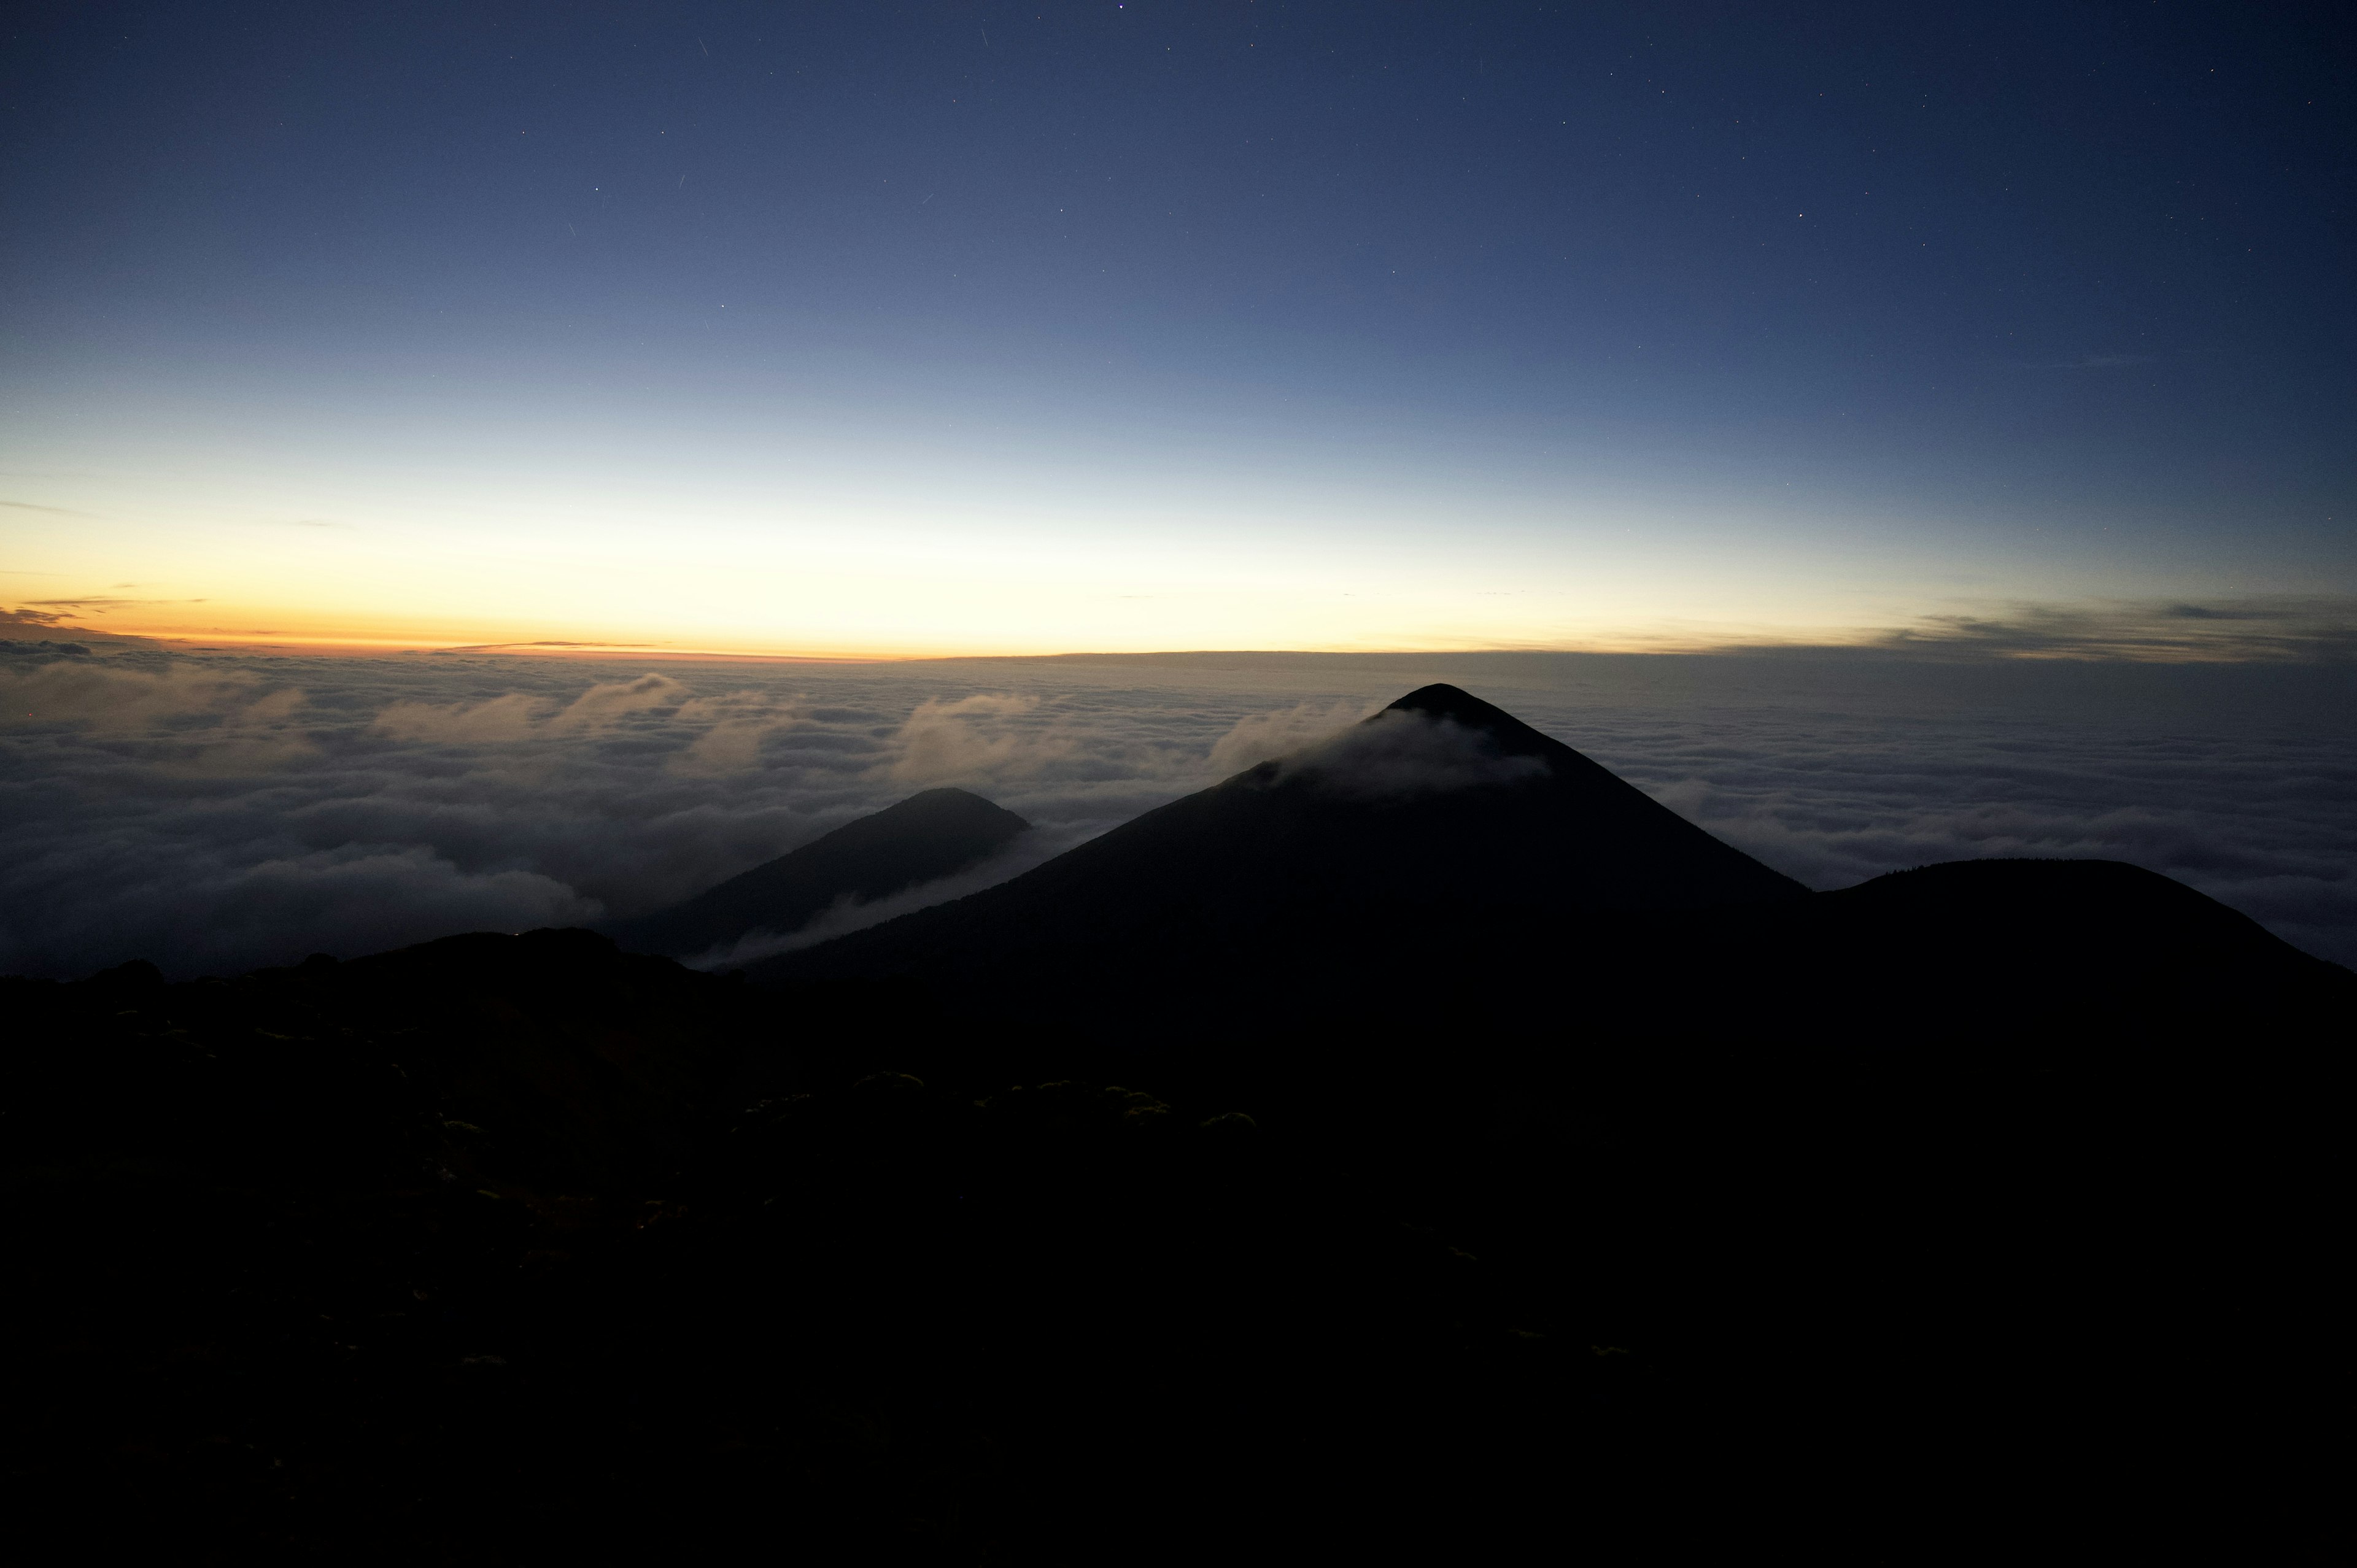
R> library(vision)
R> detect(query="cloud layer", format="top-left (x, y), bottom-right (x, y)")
top-left (2, 644), bottom-right (2350, 978)
top-left (1275, 709), bottom-right (1549, 799)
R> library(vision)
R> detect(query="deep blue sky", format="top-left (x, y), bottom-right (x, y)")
top-left (3, 1), bottom-right (2351, 652)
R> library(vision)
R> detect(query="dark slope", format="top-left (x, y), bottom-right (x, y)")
top-left (1808, 857), bottom-right (2351, 1025)
top-left (6, 930), bottom-right (762, 1194)
top-left (1465, 855), bottom-right (2353, 1047)
top-left (749, 684), bottom-right (1803, 992)
top-left (12, 723), bottom-right (2345, 1558)
top-left (604, 787), bottom-right (1029, 957)
top-left (744, 689), bottom-right (2348, 1073)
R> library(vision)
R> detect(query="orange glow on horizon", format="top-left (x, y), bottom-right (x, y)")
top-left (16, 604), bottom-right (1898, 663)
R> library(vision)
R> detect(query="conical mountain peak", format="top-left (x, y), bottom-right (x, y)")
top-left (752, 684), bottom-right (1812, 991)
top-left (1384, 682), bottom-right (1510, 725)
top-left (1377, 684), bottom-right (1555, 755)
top-left (872, 787), bottom-right (1026, 823)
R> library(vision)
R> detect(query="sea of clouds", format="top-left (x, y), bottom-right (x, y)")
top-left (4, 641), bottom-right (2351, 977)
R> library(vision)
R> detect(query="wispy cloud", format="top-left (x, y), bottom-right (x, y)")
top-left (0, 605), bottom-right (152, 643)
top-left (374, 673), bottom-right (688, 742)
top-left (2, 606), bottom-right (77, 631)
top-left (1865, 597), bottom-right (2357, 663)
top-left (1205, 697), bottom-right (1376, 773)
top-left (24, 595), bottom-right (207, 609)
top-left (432, 640), bottom-right (668, 653)
top-left (0, 651), bottom-right (292, 735)
top-left (2159, 603), bottom-right (2258, 622)
top-left (0, 499), bottom-right (103, 517)
top-left (1274, 708), bottom-right (1548, 799)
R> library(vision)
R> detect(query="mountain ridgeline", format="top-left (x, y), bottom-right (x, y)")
top-left (9, 684), bottom-right (2340, 1559)
top-left (745, 684), bottom-right (2345, 1052)
top-left (746, 682), bottom-right (1806, 1011)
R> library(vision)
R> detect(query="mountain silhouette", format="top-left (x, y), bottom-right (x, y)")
top-left (604, 787), bottom-right (1029, 958)
top-left (749, 684), bottom-right (1805, 993)
top-left (1798, 856), bottom-right (2350, 1030)
top-left (10, 684), bottom-right (2343, 1561)
top-left (748, 686), bottom-right (2351, 1061)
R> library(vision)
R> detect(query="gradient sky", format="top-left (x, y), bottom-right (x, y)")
top-left (4, 1), bottom-right (2350, 654)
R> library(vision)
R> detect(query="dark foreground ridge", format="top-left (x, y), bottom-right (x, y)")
top-left (602, 787), bottom-right (1031, 959)
top-left (6, 687), bottom-right (2344, 1560)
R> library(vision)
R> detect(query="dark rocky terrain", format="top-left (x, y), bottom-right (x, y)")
top-left (6, 686), bottom-right (2343, 1561)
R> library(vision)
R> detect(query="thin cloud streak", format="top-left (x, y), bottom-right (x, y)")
top-left (1861, 598), bottom-right (2357, 663)
top-left (23, 597), bottom-right (210, 610)
top-left (0, 499), bottom-right (104, 517)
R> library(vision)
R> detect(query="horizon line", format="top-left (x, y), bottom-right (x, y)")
top-left (9, 597), bottom-right (2355, 666)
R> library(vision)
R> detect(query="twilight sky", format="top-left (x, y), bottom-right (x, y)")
top-left (4, 1), bottom-right (2351, 654)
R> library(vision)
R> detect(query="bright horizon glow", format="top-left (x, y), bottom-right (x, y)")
top-left (4, 6), bottom-right (2348, 663)
top-left (6, 353), bottom-right (2327, 660)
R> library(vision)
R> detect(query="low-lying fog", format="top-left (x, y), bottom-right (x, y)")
top-left (7, 643), bottom-right (2351, 976)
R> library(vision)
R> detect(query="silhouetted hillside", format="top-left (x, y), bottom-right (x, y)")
top-left (6, 685), bottom-right (2342, 1559)
top-left (749, 684), bottom-right (1804, 994)
top-left (1808, 856), bottom-right (2351, 1026)
top-left (603, 787), bottom-right (1029, 958)
top-left (749, 686), bottom-right (2349, 1058)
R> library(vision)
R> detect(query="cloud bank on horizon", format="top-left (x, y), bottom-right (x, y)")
top-left (2, 643), bottom-right (2350, 981)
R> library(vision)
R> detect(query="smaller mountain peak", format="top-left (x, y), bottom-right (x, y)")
top-left (873, 789), bottom-right (1032, 830)
top-left (889, 787), bottom-right (1009, 811)
top-left (603, 788), bottom-right (1029, 958)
